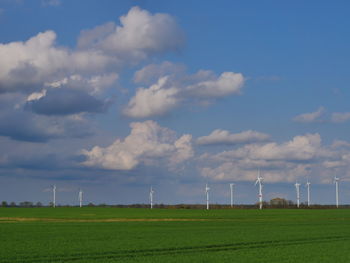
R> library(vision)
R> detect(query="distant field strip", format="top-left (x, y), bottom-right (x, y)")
top-left (0, 217), bottom-right (213, 222)
top-left (0, 216), bottom-right (347, 223)
top-left (2, 235), bottom-right (348, 263)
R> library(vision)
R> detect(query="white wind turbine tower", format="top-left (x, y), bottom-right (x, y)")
top-left (334, 176), bottom-right (340, 208)
top-left (254, 171), bottom-right (263, 210)
top-left (230, 183), bottom-right (235, 208)
top-left (52, 185), bottom-right (56, 208)
top-left (149, 186), bottom-right (154, 209)
top-left (306, 179), bottom-right (311, 207)
top-left (78, 189), bottom-right (83, 208)
top-left (205, 183), bottom-right (210, 210)
top-left (295, 181), bottom-right (301, 208)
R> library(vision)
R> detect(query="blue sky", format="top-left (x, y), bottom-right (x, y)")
top-left (0, 0), bottom-right (350, 206)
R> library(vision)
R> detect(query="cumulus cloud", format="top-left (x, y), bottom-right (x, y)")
top-left (186, 71), bottom-right (244, 98)
top-left (124, 77), bottom-right (180, 118)
top-left (223, 133), bottom-right (328, 162)
top-left (25, 88), bottom-right (111, 116)
top-left (197, 129), bottom-right (270, 145)
top-left (0, 6), bottom-right (183, 95)
top-left (172, 134), bottom-right (193, 165)
top-left (200, 162), bottom-right (311, 183)
top-left (82, 120), bottom-right (193, 170)
top-left (331, 112), bottom-right (350, 123)
top-left (0, 30), bottom-right (114, 93)
top-left (0, 5), bottom-right (187, 142)
top-left (43, 73), bottom-right (118, 95)
top-left (199, 133), bottom-right (340, 183)
top-left (0, 6), bottom-right (189, 149)
top-left (293, 107), bottom-right (325, 123)
top-left (77, 6), bottom-right (184, 61)
top-left (125, 62), bottom-right (245, 118)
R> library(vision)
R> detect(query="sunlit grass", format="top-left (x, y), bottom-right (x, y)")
top-left (0, 208), bottom-right (349, 262)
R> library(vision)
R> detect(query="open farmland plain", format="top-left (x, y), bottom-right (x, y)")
top-left (0, 208), bottom-right (350, 263)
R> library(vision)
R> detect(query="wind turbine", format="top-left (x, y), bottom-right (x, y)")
top-left (295, 181), bottom-right (301, 208)
top-left (254, 171), bottom-right (263, 210)
top-left (230, 183), bottom-right (235, 208)
top-left (334, 176), bottom-right (340, 208)
top-left (52, 185), bottom-right (56, 208)
top-left (305, 179), bottom-right (311, 207)
top-left (78, 189), bottom-right (83, 208)
top-left (149, 186), bottom-right (154, 209)
top-left (205, 183), bottom-right (210, 210)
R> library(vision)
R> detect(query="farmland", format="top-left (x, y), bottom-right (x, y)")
top-left (0, 208), bottom-right (350, 262)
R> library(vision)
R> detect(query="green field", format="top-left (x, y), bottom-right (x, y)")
top-left (1, 208), bottom-right (350, 263)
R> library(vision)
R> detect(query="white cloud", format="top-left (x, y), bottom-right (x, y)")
top-left (199, 133), bottom-right (340, 183)
top-left (197, 129), bottom-right (270, 145)
top-left (43, 73), bottom-right (118, 94)
top-left (0, 30), bottom-right (113, 93)
top-left (331, 112), bottom-right (350, 123)
top-left (87, 73), bottom-right (118, 94)
top-left (172, 134), bottom-right (193, 165)
top-left (201, 162), bottom-right (311, 183)
top-left (123, 77), bottom-right (180, 118)
top-left (0, 7), bottom-right (183, 94)
top-left (26, 89), bottom-right (47, 102)
top-left (293, 107), bottom-right (325, 123)
top-left (125, 62), bottom-right (245, 118)
top-left (238, 133), bottom-right (324, 161)
top-left (82, 120), bottom-right (193, 170)
top-left (224, 133), bottom-right (329, 162)
top-left (186, 71), bottom-right (244, 98)
top-left (77, 6), bottom-right (184, 62)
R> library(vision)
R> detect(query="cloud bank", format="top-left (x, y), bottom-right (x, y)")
top-left (197, 129), bottom-right (270, 145)
top-left (199, 133), bottom-right (347, 183)
top-left (124, 62), bottom-right (245, 118)
top-left (82, 120), bottom-right (193, 170)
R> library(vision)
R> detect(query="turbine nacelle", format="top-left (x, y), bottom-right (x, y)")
top-left (205, 184), bottom-right (210, 193)
top-left (255, 176), bottom-right (263, 186)
top-left (150, 187), bottom-right (154, 195)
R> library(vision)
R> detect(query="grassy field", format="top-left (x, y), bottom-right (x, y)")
top-left (0, 208), bottom-right (350, 263)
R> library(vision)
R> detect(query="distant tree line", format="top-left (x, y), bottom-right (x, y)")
top-left (1, 201), bottom-right (44, 208)
top-left (1, 198), bottom-right (349, 209)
